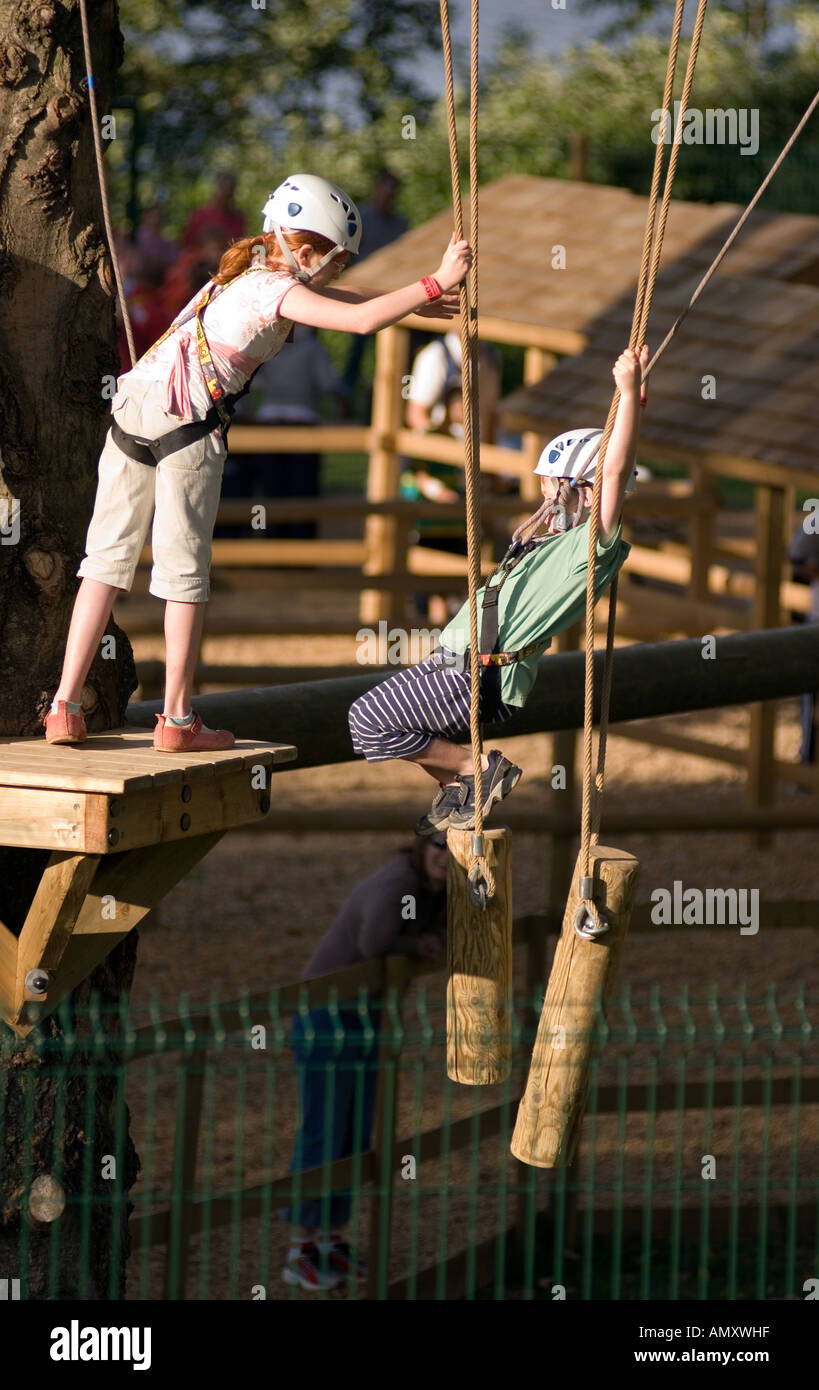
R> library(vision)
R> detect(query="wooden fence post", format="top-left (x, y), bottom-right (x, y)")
top-left (747, 483), bottom-right (785, 847)
top-left (519, 346), bottom-right (555, 505)
top-left (688, 461), bottom-right (717, 602)
top-left (361, 325), bottom-right (409, 626)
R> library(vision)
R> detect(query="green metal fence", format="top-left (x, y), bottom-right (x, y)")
top-left (2, 968), bottom-right (817, 1301)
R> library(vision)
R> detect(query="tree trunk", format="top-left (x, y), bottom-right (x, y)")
top-left (0, 0), bottom-right (140, 1300)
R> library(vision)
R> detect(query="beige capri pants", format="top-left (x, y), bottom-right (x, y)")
top-left (77, 377), bottom-right (226, 602)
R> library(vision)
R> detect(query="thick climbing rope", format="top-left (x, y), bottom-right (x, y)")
top-left (439, 0), bottom-right (495, 902)
top-left (572, 0), bottom-right (705, 935)
top-left (643, 82), bottom-right (819, 383)
top-left (512, 77), bottom-right (819, 562)
top-left (78, 0), bottom-right (137, 368)
top-left (583, 0), bottom-right (709, 894)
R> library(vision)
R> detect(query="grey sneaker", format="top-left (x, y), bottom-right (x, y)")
top-left (447, 749), bottom-right (523, 830)
top-left (415, 780), bottom-right (470, 836)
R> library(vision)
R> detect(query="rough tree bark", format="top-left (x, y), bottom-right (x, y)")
top-left (0, 0), bottom-right (140, 1299)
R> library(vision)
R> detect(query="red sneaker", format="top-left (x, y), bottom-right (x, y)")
top-left (326, 1239), bottom-right (367, 1282)
top-left (153, 711), bottom-right (235, 752)
top-left (44, 701), bottom-right (87, 745)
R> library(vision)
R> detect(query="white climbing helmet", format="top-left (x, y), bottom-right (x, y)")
top-left (261, 174), bottom-right (362, 283)
top-left (534, 428), bottom-right (637, 492)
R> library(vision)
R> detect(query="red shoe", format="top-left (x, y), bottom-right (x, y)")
top-left (153, 711), bottom-right (235, 752)
top-left (44, 701), bottom-right (87, 745)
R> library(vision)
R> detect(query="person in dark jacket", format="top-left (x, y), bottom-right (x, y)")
top-left (282, 832), bottom-right (448, 1292)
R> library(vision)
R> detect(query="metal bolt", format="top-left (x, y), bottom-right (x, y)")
top-left (107, 828), bottom-right (120, 847)
top-left (109, 800), bottom-right (119, 817)
top-left (29, 1174), bottom-right (66, 1223)
top-left (25, 969), bottom-right (50, 995)
top-left (181, 784), bottom-right (192, 803)
top-left (180, 812), bottom-right (191, 831)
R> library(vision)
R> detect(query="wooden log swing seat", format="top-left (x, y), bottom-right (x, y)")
top-left (0, 729), bottom-right (296, 1037)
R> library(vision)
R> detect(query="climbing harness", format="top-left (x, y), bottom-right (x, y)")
top-left (109, 267), bottom-right (268, 466)
top-left (473, 532), bottom-right (555, 722)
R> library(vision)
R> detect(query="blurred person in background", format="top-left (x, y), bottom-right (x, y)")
top-left (136, 202), bottom-right (178, 274)
top-left (282, 831), bottom-right (448, 1292)
top-left (183, 172), bottom-right (246, 248)
top-left (402, 331), bottom-right (502, 624)
top-left (219, 323), bottom-right (347, 539)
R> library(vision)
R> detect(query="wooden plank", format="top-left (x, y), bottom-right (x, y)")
top-left (0, 752), bottom-right (164, 794)
top-left (0, 753), bottom-right (293, 853)
top-left (227, 423), bottom-right (370, 453)
top-left (0, 731), bottom-right (294, 794)
top-left (12, 853), bottom-right (102, 1023)
top-left (400, 312), bottom-right (587, 354)
top-left (0, 786), bottom-right (95, 851)
top-left (361, 324), bottom-right (408, 625)
top-left (142, 540), bottom-right (368, 570)
top-left (92, 762), bottom-right (279, 853)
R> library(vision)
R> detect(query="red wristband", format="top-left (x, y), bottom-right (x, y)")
top-left (421, 276), bottom-right (442, 301)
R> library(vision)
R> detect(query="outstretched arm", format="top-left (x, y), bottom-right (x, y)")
top-left (598, 345), bottom-right (648, 544)
top-left (279, 233), bottom-right (471, 334)
top-left (315, 283), bottom-right (461, 319)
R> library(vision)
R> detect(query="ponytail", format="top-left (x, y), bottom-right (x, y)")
top-left (213, 228), bottom-right (338, 286)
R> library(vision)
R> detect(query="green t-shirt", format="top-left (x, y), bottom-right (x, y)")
top-left (439, 522), bottom-right (630, 708)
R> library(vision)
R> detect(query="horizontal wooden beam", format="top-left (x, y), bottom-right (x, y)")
top-left (399, 313), bottom-right (588, 354)
top-left (228, 424), bottom-right (370, 453)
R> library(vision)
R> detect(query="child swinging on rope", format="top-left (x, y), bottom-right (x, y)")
top-left (45, 175), bottom-right (471, 750)
top-left (349, 345), bottom-right (648, 833)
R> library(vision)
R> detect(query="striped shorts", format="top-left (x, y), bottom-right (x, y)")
top-left (348, 647), bottom-right (514, 763)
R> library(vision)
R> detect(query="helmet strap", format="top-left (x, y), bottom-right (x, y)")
top-left (270, 224), bottom-right (345, 283)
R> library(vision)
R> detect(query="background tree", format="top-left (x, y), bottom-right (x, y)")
top-left (113, 0), bottom-right (440, 225)
top-left (0, 0), bottom-right (139, 1299)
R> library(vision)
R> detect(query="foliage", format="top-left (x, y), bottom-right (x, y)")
top-left (108, 4), bottom-right (819, 233)
top-left (112, 0), bottom-right (439, 227)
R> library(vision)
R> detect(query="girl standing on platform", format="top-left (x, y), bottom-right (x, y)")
top-left (45, 174), bottom-right (470, 751)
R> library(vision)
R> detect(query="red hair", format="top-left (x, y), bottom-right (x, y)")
top-left (213, 229), bottom-right (342, 286)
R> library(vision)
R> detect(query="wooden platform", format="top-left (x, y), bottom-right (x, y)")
top-left (0, 727), bottom-right (297, 1036)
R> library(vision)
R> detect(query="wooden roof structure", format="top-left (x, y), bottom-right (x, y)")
top-left (343, 174), bottom-right (819, 354)
top-left (501, 269), bottom-right (819, 487)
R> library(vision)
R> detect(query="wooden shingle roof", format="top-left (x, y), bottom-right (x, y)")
top-left (343, 174), bottom-right (819, 351)
top-left (500, 270), bottom-right (819, 483)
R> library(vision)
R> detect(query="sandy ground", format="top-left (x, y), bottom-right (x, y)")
top-left (121, 629), bottom-right (819, 1300)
